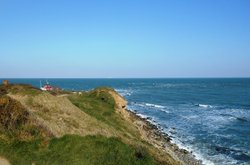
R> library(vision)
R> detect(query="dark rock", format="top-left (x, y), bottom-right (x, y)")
top-left (180, 149), bottom-right (189, 154)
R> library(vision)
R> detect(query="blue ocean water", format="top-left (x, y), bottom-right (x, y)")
top-left (2, 78), bottom-right (250, 165)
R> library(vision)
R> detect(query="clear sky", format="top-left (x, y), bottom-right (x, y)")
top-left (0, 0), bottom-right (249, 78)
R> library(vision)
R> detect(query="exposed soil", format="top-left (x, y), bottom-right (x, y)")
top-left (0, 156), bottom-right (10, 165)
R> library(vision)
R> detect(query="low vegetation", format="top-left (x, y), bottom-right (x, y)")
top-left (0, 94), bottom-right (50, 141)
top-left (6, 84), bottom-right (42, 96)
top-left (0, 84), bottom-right (178, 165)
top-left (69, 88), bottom-right (130, 131)
top-left (0, 135), bottom-right (157, 165)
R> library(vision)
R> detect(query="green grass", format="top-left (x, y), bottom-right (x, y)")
top-left (68, 88), bottom-right (121, 130)
top-left (68, 87), bottom-right (142, 141)
top-left (0, 135), bottom-right (157, 165)
top-left (8, 84), bottom-right (41, 96)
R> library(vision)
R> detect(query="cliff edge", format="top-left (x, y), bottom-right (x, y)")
top-left (0, 84), bottom-right (189, 165)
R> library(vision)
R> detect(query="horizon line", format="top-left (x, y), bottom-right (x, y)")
top-left (1, 77), bottom-right (250, 79)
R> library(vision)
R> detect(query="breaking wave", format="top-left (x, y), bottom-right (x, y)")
top-left (131, 102), bottom-right (170, 114)
top-left (196, 104), bottom-right (213, 108)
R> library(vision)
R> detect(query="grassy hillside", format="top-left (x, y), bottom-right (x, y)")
top-left (68, 88), bottom-right (141, 139)
top-left (0, 84), bottom-right (179, 165)
top-left (0, 135), bottom-right (156, 165)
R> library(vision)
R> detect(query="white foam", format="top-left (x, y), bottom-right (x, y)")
top-left (170, 138), bottom-right (215, 165)
top-left (132, 102), bottom-right (165, 109)
top-left (132, 102), bottom-right (170, 113)
top-left (147, 118), bottom-right (158, 125)
top-left (158, 108), bottom-right (170, 113)
top-left (128, 106), bottom-right (235, 165)
top-left (136, 113), bottom-right (148, 119)
top-left (198, 104), bottom-right (213, 108)
top-left (133, 103), bottom-right (146, 107)
top-left (145, 103), bottom-right (165, 109)
top-left (115, 89), bottom-right (133, 97)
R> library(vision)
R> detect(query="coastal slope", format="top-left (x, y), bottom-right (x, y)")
top-left (0, 84), bottom-right (185, 165)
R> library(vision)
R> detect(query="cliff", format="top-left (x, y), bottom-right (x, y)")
top-left (0, 84), bottom-right (188, 165)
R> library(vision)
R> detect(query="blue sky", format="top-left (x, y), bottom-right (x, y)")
top-left (0, 0), bottom-right (249, 78)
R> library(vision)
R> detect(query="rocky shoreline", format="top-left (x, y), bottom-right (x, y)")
top-left (125, 108), bottom-right (202, 165)
top-left (109, 88), bottom-right (201, 165)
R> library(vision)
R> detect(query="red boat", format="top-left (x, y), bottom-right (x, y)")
top-left (40, 80), bottom-right (53, 91)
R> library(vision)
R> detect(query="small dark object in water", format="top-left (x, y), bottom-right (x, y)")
top-left (236, 117), bottom-right (248, 122)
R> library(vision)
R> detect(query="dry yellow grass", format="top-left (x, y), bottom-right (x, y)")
top-left (8, 92), bottom-right (118, 138)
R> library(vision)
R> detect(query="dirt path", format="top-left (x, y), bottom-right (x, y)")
top-left (57, 94), bottom-right (69, 97)
top-left (0, 156), bottom-right (10, 165)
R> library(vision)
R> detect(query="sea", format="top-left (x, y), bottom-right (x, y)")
top-left (1, 78), bottom-right (250, 165)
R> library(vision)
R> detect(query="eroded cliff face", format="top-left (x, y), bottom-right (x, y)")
top-left (106, 89), bottom-right (130, 119)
